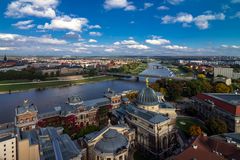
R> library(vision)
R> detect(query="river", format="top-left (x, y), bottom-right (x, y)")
top-left (0, 80), bottom-right (145, 123)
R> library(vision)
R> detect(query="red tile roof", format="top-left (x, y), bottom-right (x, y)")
top-left (173, 135), bottom-right (240, 160)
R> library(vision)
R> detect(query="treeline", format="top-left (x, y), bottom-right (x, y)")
top-left (0, 68), bottom-right (46, 81)
top-left (108, 62), bottom-right (147, 74)
top-left (150, 79), bottom-right (233, 101)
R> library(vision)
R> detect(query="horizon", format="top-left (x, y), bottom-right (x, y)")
top-left (0, 0), bottom-right (240, 56)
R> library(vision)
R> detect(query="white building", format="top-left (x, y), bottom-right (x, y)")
top-left (0, 131), bottom-right (16, 160)
top-left (214, 67), bottom-right (233, 78)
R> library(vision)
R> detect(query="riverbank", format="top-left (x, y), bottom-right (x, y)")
top-left (0, 76), bottom-right (117, 94)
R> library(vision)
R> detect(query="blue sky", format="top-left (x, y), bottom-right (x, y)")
top-left (0, 0), bottom-right (240, 56)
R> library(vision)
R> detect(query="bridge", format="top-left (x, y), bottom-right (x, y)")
top-left (102, 72), bottom-right (195, 81)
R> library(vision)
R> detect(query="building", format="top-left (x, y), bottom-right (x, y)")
top-left (172, 134), bottom-right (240, 160)
top-left (15, 100), bottom-right (38, 131)
top-left (17, 127), bottom-right (82, 160)
top-left (104, 89), bottom-right (122, 109)
top-left (113, 85), bottom-right (179, 159)
top-left (194, 93), bottom-right (240, 132)
top-left (81, 125), bottom-right (135, 160)
top-left (136, 87), bottom-right (176, 118)
top-left (139, 62), bottom-right (175, 79)
top-left (17, 129), bottom-right (40, 160)
top-left (214, 67), bottom-right (233, 78)
top-left (38, 96), bottom-right (111, 129)
top-left (0, 129), bottom-right (16, 160)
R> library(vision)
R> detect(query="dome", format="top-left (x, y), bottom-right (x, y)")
top-left (94, 129), bottom-right (128, 154)
top-left (68, 96), bottom-right (83, 105)
top-left (137, 87), bottom-right (159, 106)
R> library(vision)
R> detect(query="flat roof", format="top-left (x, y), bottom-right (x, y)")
top-left (196, 93), bottom-right (240, 116)
top-left (205, 93), bottom-right (240, 106)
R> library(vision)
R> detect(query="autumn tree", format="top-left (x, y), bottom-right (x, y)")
top-left (189, 125), bottom-right (202, 136)
top-left (214, 83), bottom-right (231, 93)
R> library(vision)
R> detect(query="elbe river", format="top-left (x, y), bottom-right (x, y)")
top-left (0, 80), bottom-right (145, 123)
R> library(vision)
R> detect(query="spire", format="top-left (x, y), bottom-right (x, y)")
top-left (146, 77), bottom-right (149, 88)
top-left (3, 54), bottom-right (7, 62)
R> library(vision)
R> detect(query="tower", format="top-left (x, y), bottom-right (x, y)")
top-left (3, 54), bottom-right (7, 62)
top-left (15, 100), bottom-right (38, 131)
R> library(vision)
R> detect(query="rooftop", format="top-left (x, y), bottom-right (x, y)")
top-left (196, 93), bottom-right (240, 116)
top-left (123, 104), bottom-right (169, 124)
top-left (94, 129), bottom-right (128, 154)
top-left (21, 127), bottom-right (81, 160)
top-left (173, 135), bottom-right (240, 160)
top-left (16, 99), bottom-right (38, 115)
top-left (205, 93), bottom-right (240, 106)
top-left (139, 62), bottom-right (175, 77)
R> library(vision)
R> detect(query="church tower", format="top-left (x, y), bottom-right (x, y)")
top-left (3, 54), bottom-right (7, 62)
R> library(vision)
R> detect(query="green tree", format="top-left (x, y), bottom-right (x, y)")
top-left (206, 117), bottom-right (227, 135)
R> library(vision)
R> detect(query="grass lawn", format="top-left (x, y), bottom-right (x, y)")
top-left (0, 79), bottom-right (32, 84)
top-left (176, 117), bottom-right (209, 136)
top-left (0, 76), bottom-right (116, 92)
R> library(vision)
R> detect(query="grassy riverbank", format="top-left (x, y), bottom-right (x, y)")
top-left (0, 76), bottom-right (116, 93)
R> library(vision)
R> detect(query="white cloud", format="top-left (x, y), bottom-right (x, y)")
top-left (124, 5), bottom-right (136, 11)
top-left (105, 48), bottom-right (115, 52)
top-left (5, 0), bottom-right (58, 18)
top-left (0, 33), bottom-right (67, 45)
top-left (221, 45), bottom-right (240, 49)
top-left (194, 13), bottom-right (225, 29)
top-left (114, 39), bottom-right (138, 45)
top-left (64, 32), bottom-right (81, 39)
top-left (127, 44), bottom-right (149, 49)
top-left (38, 16), bottom-right (88, 32)
top-left (0, 33), bottom-right (19, 41)
top-left (167, 0), bottom-right (184, 5)
top-left (88, 25), bottom-right (101, 29)
top-left (232, 12), bottom-right (240, 19)
top-left (162, 12), bottom-right (225, 30)
top-left (88, 39), bottom-right (97, 43)
top-left (145, 38), bottom-right (171, 45)
top-left (157, 6), bottom-right (169, 10)
top-left (0, 47), bottom-right (14, 51)
top-left (89, 32), bottom-right (102, 36)
top-left (114, 39), bottom-right (149, 50)
top-left (231, 0), bottom-right (240, 3)
top-left (162, 13), bottom-right (193, 24)
top-left (142, 3), bottom-right (154, 10)
top-left (163, 45), bottom-right (188, 50)
top-left (104, 0), bottom-right (136, 11)
top-left (12, 20), bottom-right (35, 30)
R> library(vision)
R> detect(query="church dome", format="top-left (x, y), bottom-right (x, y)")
top-left (137, 87), bottom-right (159, 106)
top-left (94, 129), bottom-right (128, 154)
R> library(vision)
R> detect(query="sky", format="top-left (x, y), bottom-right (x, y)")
top-left (0, 0), bottom-right (240, 56)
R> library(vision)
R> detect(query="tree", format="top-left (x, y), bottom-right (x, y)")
top-left (214, 83), bottom-right (231, 93)
top-left (189, 125), bottom-right (202, 136)
top-left (197, 74), bottom-right (206, 79)
top-left (206, 117), bottom-right (227, 135)
top-left (126, 92), bottom-right (138, 101)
